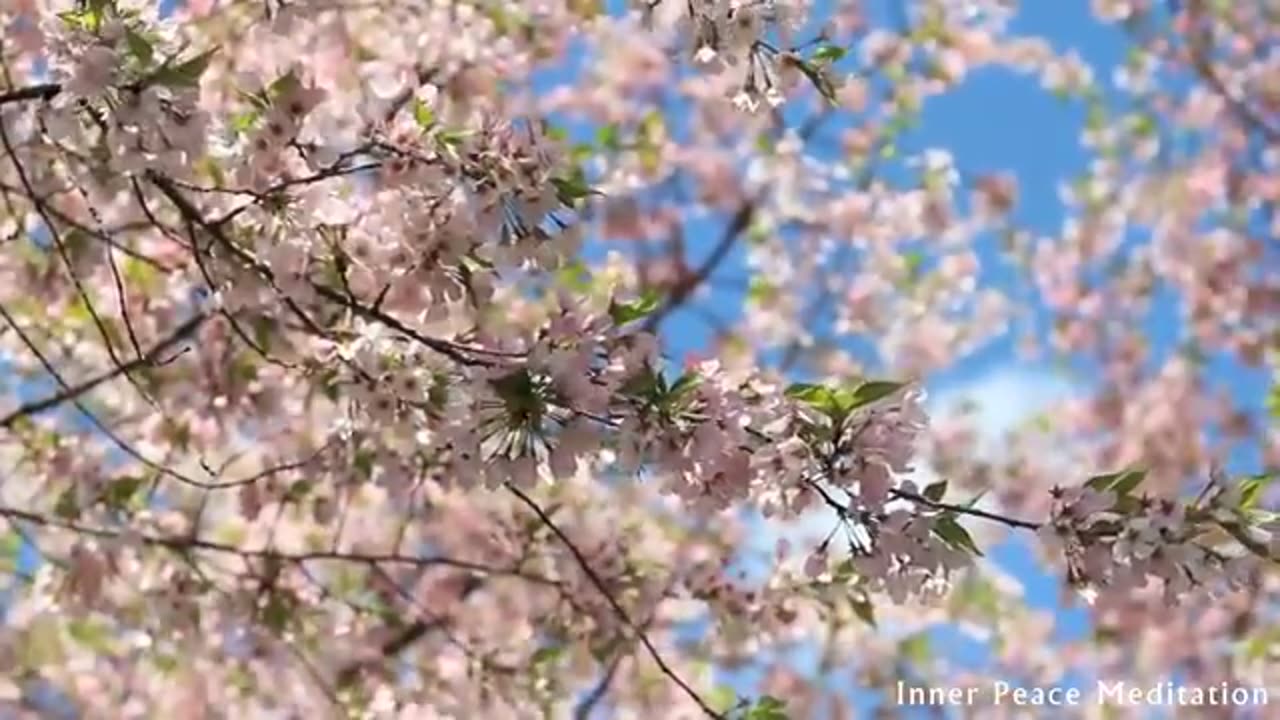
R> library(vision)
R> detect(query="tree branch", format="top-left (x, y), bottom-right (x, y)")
top-left (505, 483), bottom-right (725, 720)
top-left (0, 503), bottom-right (562, 583)
top-left (0, 83), bottom-right (61, 106)
top-left (643, 199), bottom-right (756, 333)
top-left (0, 312), bottom-right (207, 430)
top-left (333, 575), bottom-right (485, 689)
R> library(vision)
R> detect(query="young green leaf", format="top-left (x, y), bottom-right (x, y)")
top-left (850, 594), bottom-right (877, 627)
top-left (608, 290), bottom-right (662, 325)
top-left (152, 48), bottom-right (218, 88)
top-left (842, 380), bottom-right (905, 410)
top-left (1238, 473), bottom-right (1277, 510)
top-left (1085, 468), bottom-right (1146, 496)
top-left (923, 479), bottom-right (948, 502)
top-left (812, 45), bottom-right (847, 63)
top-left (125, 28), bottom-right (154, 66)
top-left (1110, 469), bottom-right (1147, 497)
top-left (412, 98), bottom-right (435, 130)
top-left (103, 475), bottom-right (145, 510)
top-left (934, 515), bottom-right (983, 556)
top-left (785, 382), bottom-right (834, 408)
top-left (744, 695), bottom-right (789, 720)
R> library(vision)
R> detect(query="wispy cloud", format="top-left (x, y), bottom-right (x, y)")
top-left (927, 366), bottom-right (1083, 458)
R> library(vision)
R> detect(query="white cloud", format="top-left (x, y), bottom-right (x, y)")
top-left (927, 366), bottom-right (1082, 457)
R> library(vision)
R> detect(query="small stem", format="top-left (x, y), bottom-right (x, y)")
top-left (889, 487), bottom-right (1043, 531)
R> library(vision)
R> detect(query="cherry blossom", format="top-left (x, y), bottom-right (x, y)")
top-left (0, 0), bottom-right (1278, 717)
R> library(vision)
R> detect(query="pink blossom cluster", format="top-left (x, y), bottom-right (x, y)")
top-left (1038, 472), bottom-right (1264, 607)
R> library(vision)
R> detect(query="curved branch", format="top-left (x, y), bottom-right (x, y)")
top-left (0, 313), bottom-right (207, 430)
top-left (643, 199), bottom-right (756, 333)
top-left (505, 483), bottom-right (725, 720)
top-left (0, 503), bottom-right (562, 584)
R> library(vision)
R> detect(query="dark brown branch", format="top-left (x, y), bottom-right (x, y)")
top-left (309, 282), bottom-right (514, 367)
top-left (0, 111), bottom-right (138, 378)
top-left (146, 170), bottom-right (510, 368)
top-left (643, 199), bottom-right (755, 333)
top-left (333, 575), bottom-right (484, 688)
top-left (642, 111), bottom-right (830, 335)
top-left (573, 574), bottom-right (679, 720)
top-left (505, 483), bottom-right (725, 720)
top-left (0, 83), bottom-right (61, 106)
top-left (1180, 0), bottom-right (1280, 143)
top-left (0, 312), bottom-right (207, 430)
top-left (887, 487), bottom-right (1043, 531)
top-left (0, 503), bottom-right (562, 583)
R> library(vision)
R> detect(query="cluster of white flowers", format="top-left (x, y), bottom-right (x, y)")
top-left (41, 17), bottom-right (211, 177)
top-left (1038, 475), bottom-right (1263, 605)
top-left (639, 0), bottom-right (837, 113)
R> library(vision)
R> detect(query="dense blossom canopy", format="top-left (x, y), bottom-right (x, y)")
top-left (0, 0), bottom-right (1279, 717)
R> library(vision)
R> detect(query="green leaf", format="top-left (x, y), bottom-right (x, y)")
top-left (261, 591), bottom-right (295, 634)
top-left (550, 170), bottom-right (595, 206)
top-left (58, 9), bottom-right (103, 32)
top-left (1242, 627), bottom-right (1280, 662)
top-left (67, 619), bottom-right (112, 652)
top-left (850, 594), bottom-right (877, 627)
top-left (949, 573), bottom-right (1000, 620)
top-left (0, 531), bottom-right (21, 574)
top-left (1110, 469), bottom-right (1147, 496)
top-left (812, 45), bottom-right (847, 63)
top-left (788, 379), bottom-right (906, 419)
top-left (284, 479), bottom-right (313, 503)
top-left (21, 615), bottom-right (65, 668)
top-left (1238, 474), bottom-right (1277, 510)
top-left (709, 685), bottom-right (738, 714)
top-left (923, 480), bottom-right (948, 503)
top-left (266, 70), bottom-right (301, 100)
top-left (898, 632), bottom-right (932, 665)
top-left (902, 250), bottom-right (926, 277)
top-left (55, 490), bottom-right (80, 520)
top-left (744, 695), bottom-right (789, 720)
top-left (668, 372), bottom-right (702, 403)
top-left (152, 48), bottom-right (218, 88)
top-left (609, 289), bottom-right (662, 325)
top-left (747, 277), bottom-right (776, 303)
top-left (934, 515), bottom-right (982, 556)
top-left (1085, 469), bottom-right (1146, 496)
top-left (529, 645), bottom-right (564, 668)
top-left (103, 475), bottom-right (145, 510)
top-left (793, 59), bottom-right (838, 104)
top-left (125, 28), bottom-right (154, 65)
top-left (837, 380), bottom-right (906, 413)
top-left (785, 382), bottom-right (837, 414)
top-left (569, 142), bottom-right (595, 164)
top-left (555, 260), bottom-right (593, 292)
top-left (1131, 112), bottom-right (1157, 138)
top-left (595, 123), bottom-right (621, 151)
top-left (152, 653), bottom-right (179, 674)
top-left (412, 99), bottom-right (435, 130)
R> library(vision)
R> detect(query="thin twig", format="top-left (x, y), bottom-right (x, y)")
top-left (505, 483), bottom-right (724, 720)
top-left (0, 312), bottom-right (206, 429)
